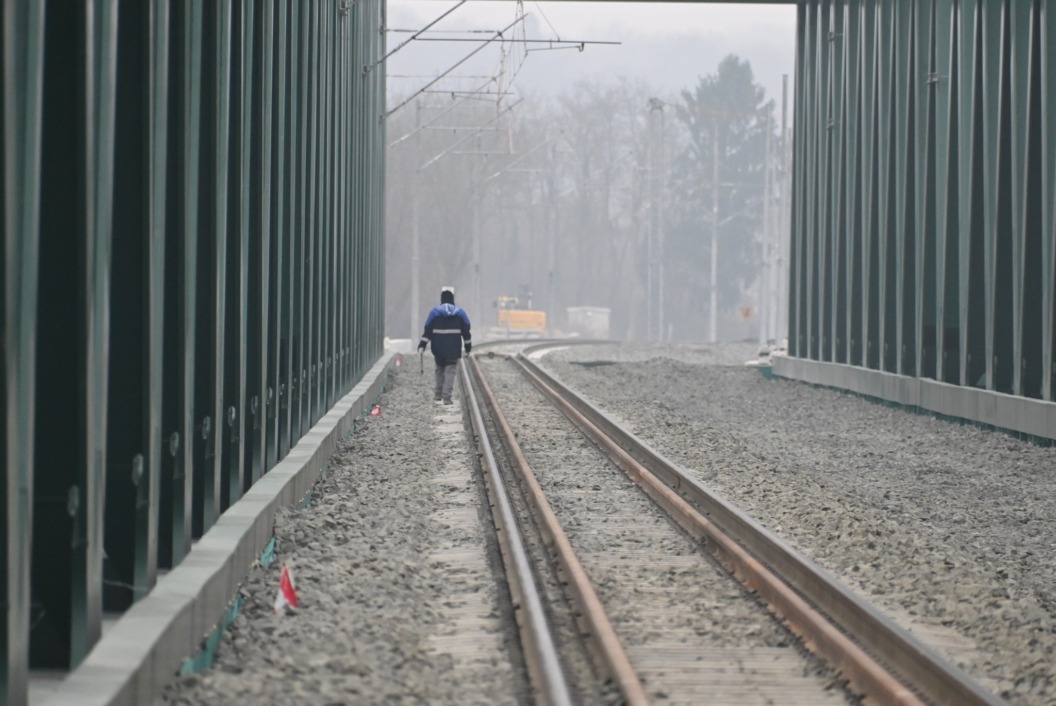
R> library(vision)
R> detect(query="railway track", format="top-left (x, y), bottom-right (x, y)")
top-left (459, 343), bottom-right (1006, 706)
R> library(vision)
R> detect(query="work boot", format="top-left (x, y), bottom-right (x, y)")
top-left (434, 394), bottom-right (442, 402)
top-left (443, 398), bottom-right (453, 405)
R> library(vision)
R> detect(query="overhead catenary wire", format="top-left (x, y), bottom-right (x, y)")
top-left (399, 37), bottom-right (618, 46)
top-left (419, 98), bottom-right (524, 171)
top-left (385, 15), bottom-right (526, 120)
top-left (387, 76), bottom-right (500, 148)
top-left (365, 0), bottom-right (468, 74)
top-left (482, 134), bottom-right (560, 184)
top-left (557, 150), bottom-right (636, 199)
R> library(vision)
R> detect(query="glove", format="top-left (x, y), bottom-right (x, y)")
top-left (417, 341), bottom-right (427, 353)
top-left (464, 342), bottom-right (472, 355)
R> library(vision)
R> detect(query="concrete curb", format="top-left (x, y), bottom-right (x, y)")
top-left (41, 352), bottom-right (395, 706)
top-left (772, 355), bottom-right (1056, 443)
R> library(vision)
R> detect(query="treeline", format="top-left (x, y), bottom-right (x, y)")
top-left (386, 55), bottom-right (789, 342)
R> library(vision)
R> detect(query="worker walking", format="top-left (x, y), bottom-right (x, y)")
top-left (418, 287), bottom-right (472, 404)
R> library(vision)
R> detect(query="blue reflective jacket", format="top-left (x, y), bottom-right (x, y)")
top-left (420, 303), bottom-right (471, 362)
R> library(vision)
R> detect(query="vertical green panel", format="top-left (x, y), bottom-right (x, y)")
top-left (352, 0), bottom-right (362, 378)
top-left (144, 0), bottom-right (169, 596)
top-left (105, 0), bottom-right (168, 611)
top-left (318, 0), bottom-right (327, 413)
top-left (1042, 0), bottom-right (1056, 400)
top-left (34, 2), bottom-right (89, 666)
top-left (307, 0), bottom-right (320, 428)
top-left (292, 0), bottom-right (306, 444)
top-left (375, 0), bottom-right (385, 365)
top-left (222, 0), bottom-right (251, 510)
top-left (979, 0), bottom-right (1003, 390)
top-left (306, 0), bottom-right (317, 423)
top-left (352, 0), bottom-right (363, 380)
top-left (270, 0), bottom-right (288, 466)
top-left (937, 0), bottom-right (960, 384)
top-left (340, 5), bottom-right (349, 393)
top-left (296, 0), bottom-right (310, 441)
top-left (277, 0), bottom-right (294, 459)
top-left (328, 0), bottom-right (338, 407)
top-left (31, 0), bottom-right (118, 670)
top-left (846, 1), bottom-right (864, 365)
top-left (160, 0), bottom-right (201, 569)
top-left (789, 4), bottom-right (802, 358)
top-left (816, 0), bottom-right (831, 362)
top-left (83, 0), bottom-right (118, 665)
top-left (806, 3), bottom-right (824, 360)
top-left (236, 0), bottom-right (253, 494)
top-left (1018, 2), bottom-right (1045, 399)
top-left (1007, 0), bottom-right (1031, 395)
top-left (914, 0), bottom-right (935, 380)
top-left (3, 1), bottom-right (45, 699)
top-left (182, 0), bottom-right (202, 545)
top-left (345, 0), bottom-right (352, 390)
top-left (321, 0), bottom-right (333, 410)
top-left (991, 1), bottom-right (1016, 394)
top-left (893, 0), bottom-right (916, 376)
top-left (789, 3), bottom-right (806, 357)
top-left (245, 0), bottom-right (272, 487)
top-left (335, 3), bottom-right (345, 395)
top-left (193, 0), bottom-right (230, 536)
top-left (958, 0), bottom-right (979, 386)
top-left (832, 1), bottom-right (849, 364)
top-left (260, 0), bottom-right (273, 480)
top-left (864, 0), bottom-right (881, 369)
top-left (831, 1), bottom-right (846, 363)
top-left (789, 4), bottom-right (801, 358)
top-left (876, 0), bottom-right (897, 372)
top-left (377, 0), bottom-right (386, 361)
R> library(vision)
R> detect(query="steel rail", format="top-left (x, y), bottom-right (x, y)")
top-left (467, 355), bottom-right (651, 706)
top-left (511, 350), bottom-right (1006, 706)
top-left (457, 360), bottom-right (574, 706)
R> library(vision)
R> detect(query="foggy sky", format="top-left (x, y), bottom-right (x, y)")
top-left (385, 2), bottom-right (797, 111)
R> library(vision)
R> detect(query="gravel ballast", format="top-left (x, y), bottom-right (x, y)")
top-left (481, 355), bottom-right (855, 704)
top-left (158, 341), bottom-right (1055, 706)
top-left (540, 342), bottom-right (1056, 706)
top-left (159, 363), bottom-right (527, 706)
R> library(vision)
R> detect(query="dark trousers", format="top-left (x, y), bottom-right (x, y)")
top-left (434, 359), bottom-right (458, 401)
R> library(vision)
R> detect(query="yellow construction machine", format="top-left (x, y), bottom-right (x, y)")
top-left (489, 295), bottom-right (547, 339)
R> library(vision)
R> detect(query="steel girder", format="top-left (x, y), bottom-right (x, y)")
top-left (1, 0), bottom-right (386, 702)
top-left (790, 0), bottom-right (1056, 402)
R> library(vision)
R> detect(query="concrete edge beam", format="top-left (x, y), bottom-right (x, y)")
top-left (772, 356), bottom-right (1056, 442)
top-left (39, 351), bottom-right (396, 706)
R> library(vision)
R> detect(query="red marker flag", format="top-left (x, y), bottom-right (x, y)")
top-left (273, 564), bottom-right (299, 613)
top-left (370, 404), bottom-right (382, 417)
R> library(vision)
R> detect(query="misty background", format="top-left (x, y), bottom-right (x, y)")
top-left (383, 2), bottom-right (796, 343)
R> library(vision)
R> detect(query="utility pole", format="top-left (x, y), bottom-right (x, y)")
top-left (547, 145), bottom-right (557, 336)
top-left (779, 74), bottom-right (790, 346)
top-left (710, 122), bottom-right (719, 344)
top-left (647, 98), bottom-right (665, 341)
top-left (656, 103), bottom-right (666, 342)
top-left (473, 132), bottom-right (483, 320)
top-left (411, 99), bottom-right (421, 341)
top-left (761, 110), bottom-right (772, 346)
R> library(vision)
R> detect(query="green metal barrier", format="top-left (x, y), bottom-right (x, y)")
top-left (3, 3), bottom-right (46, 701)
top-left (31, 0), bottom-right (117, 666)
top-left (790, 0), bottom-right (1056, 403)
top-left (2, 0), bottom-right (385, 702)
